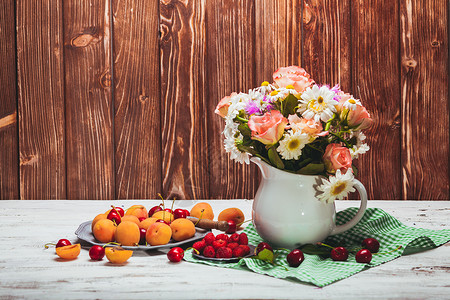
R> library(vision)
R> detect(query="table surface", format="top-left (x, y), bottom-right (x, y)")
top-left (0, 200), bottom-right (449, 300)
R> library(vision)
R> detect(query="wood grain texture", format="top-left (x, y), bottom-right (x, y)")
top-left (400, 0), bottom-right (449, 199)
top-left (206, 0), bottom-right (259, 199)
top-left (302, 0), bottom-right (351, 91)
top-left (64, 0), bottom-right (114, 199)
top-left (112, 0), bottom-right (162, 199)
top-left (254, 0), bottom-right (301, 83)
top-left (16, 0), bottom-right (66, 199)
top-left (351, 0), bottom-right (402, 200)
top-left (160, 0), bottom-right (210, 200)
top-left (0, 1), bottom-right (19, 199)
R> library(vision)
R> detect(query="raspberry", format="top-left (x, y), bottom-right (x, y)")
top-left (216, 233), bottom-right (230, 243)
top-left (203, 245), bottom-right (215, 258)
top-left (192, 240), bottom-right (206, 252)
top-left (216, 247), bottom-right (233, 258)
top-left (229, 233), bottom-right (240, 243)
top-left (212, 239), bottom-right (227, 250)
top-left (233, 245), bottom-right (250, 257)
top-left (227, 242), bottom-right (239, 250)
top-left (203, 232), bottom-right (215, 245)
top-left (238, 232), bottom-right (248, 245)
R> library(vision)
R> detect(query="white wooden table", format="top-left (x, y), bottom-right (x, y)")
top-left (0, 200), bottom-right (449, 299)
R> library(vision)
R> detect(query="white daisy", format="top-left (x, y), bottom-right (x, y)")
top-left (317, 169), bottom-right (356, 203)
top-left (226, 93), bottom-right (250, 120)
top-left (276, 130), bottom-right (310, 160)
top-left (224, 135), bottom-right (250, 164)
top-left (350, 143), bottom-right (370, 159)
top-left (298, 85), bottom-right (338, 123)
top-left (343, 97), bottom-right (362, 111)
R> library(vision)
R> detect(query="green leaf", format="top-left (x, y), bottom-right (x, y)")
top-left (238, 123), bottom-right (252, 138)
top-left (281, 93), bottom-right (299, 117)
top-left (299, 244), bottom-right (331, 256)
top-left (268, 146), bottom-right (285, 169)
top-left (296, 163), bottom-right (324, 175)
top-left (257, 249), bottom-right (274, 262)
top-left (352, 164), bottom-right (358, 177)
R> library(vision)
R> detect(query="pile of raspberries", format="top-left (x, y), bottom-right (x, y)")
top-left (193, 232), bottom-right (250, 258)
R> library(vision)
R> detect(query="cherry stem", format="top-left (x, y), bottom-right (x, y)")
top-left (103, 242), bottom-right (121, 248)
top-left (186, 247), bottom-right (200, 255)
top-left (237, 219), bottom-right (253, 227)
top-left (44, 243), bottom-right (56, 249)
top-left (170, 198), bottom-right (175, 212)
top-left (374, 245), bottom-right (402, 255)
top-left (316, 242), bottom-right (335, 250)
top-left (194, 209), bottom-right (204, 226)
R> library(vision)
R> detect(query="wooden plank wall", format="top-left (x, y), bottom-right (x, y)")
top-left (0, 0), bottom-right (448, 200)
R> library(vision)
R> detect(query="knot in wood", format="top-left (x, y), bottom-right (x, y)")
top-left (70, 34), bottom-right (99, 48)
top-left (402, 57), bottom-right (417, 69)
top-left (303, 3), bottom-right (312, 24)
top-left (431, 40), bottom-right (440, 47)
top-left (138, 95), bottom-right (149, 103)
top-left (99, 70), bottom-right (111, 88)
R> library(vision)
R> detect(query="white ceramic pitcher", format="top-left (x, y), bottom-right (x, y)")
top-left (251, 157), bottom-right (368, 249)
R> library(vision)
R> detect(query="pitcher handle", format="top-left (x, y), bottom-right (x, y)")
top-left (330, 179), bottom-right (368, 236)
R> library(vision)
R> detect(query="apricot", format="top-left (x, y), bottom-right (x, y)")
top-left (121, 215), bottom-right (141, 227)
top-left (125, 205), bottom-right (147, 219)
top-left (115, 221), bottom-right (140, 246)
top-left (55, 244), bottom-right (81, 260)
top-left (146, 222), bottom-right (172, 246)
top-left (190, 202), bottom-right (214, 220)
top-left (93, 219), bottom-right (116, 243)
top-left (91, 213), bottom-right (107, 231)
top-left (140, 217), bottom-right (158, 230)
top-left (218, 207), bottom-right (245, 227)
top-left (170, 218), bottom-right (196, 242)
top-left (152, 211), bottom-right (174, 224)
top-left (105, 247), bottom-right (133, 264)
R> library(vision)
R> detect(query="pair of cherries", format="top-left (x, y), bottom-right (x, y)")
top-left (321, 238), bottom-right (380, 263)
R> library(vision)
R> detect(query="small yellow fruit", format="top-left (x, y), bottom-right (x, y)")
top-left (105, 247), bottom-right (133, 264)
top-left (55, 244), bottom-right (81, 260)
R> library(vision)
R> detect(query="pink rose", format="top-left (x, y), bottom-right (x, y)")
top-left (323, 144), bottom-right (352, 173)
top-left (215, 93), bottom-right (236, 118)
top-left (272, 66), bottom-right (314, 93)
top-left (288, 114), bottom-right (327, 136)
top-left (347, 105), bottom-right (373, 130)
top-left (248, 110), bottom-right (288, 145)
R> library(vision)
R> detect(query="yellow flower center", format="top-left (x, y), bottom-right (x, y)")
top-left (331, 182), bottom-right (347, 196)
top-left (261, 81), bottom-right (269, 86)
top-left (349, 99), bottom-right (356, 104)
top-left (288, 139), bottom-right (300, 150)
top-left (317, 96), bottom-right (324, 104)
top-left (270, 91), bottom-right (278, 96)
top-left (286, 84), bottom-right (295, 90)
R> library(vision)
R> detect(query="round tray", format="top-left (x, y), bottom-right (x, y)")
top-left (75, 220), bottom-right (209, 250)
top-left (192, 244), bottom-right (256, 262)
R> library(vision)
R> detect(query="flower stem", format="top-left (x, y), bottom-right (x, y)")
top-left (330, 132), bottom-right (352, 148)
top-left (235, 115), bottom-right (249, 123)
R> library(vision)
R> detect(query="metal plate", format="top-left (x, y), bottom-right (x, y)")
top-left (75, 220), bottom-right (209, 250)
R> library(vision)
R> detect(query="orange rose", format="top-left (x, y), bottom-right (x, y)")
top-left (288, 114), bottom-right (324, 136)
top-left (323, 143), bottom-right (352, 173)
top-left (272, 66), bottom-right (314, 93)
top-left (215, 93), bottom-right (236, 118)
top-left (347, 105), bottom-right (373, 130)
top-left (248, 110), bottom-right (288, 145)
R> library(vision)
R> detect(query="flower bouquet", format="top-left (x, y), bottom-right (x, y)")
top-left (215, 66), bottom-right (373, 202)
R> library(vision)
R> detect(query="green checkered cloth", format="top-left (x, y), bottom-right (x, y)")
top-left (184, 207), bottom-right (450, 287)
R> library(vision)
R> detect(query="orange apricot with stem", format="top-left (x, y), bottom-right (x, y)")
top-left (105, 246), bottom-right (133, 264)
top-left (55, 244), bottom-right (81, 260)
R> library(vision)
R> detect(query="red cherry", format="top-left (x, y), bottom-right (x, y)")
top-left (287, 249), bottom-right (304, 267)
top-left (107, 210), bottom-right (121, 225)
top-left (56, 239), bottom-right (71, 248)
top-left (164, 208), bottom-right (173, 214)
top-left (330, 246), bottom-right (348, 261)
top-left (139, 228), bottom-right (147, 244)
top-left (89, 245), bottom-right (105, 260)
top-left (183, 209), bottom-right (190, 217)
top-left (148, 205), bottom-right (162, 217)
top-left (256, 242), bottom-right (273, 255)
top-left (362, 238), bottom-right (380, 253)
top-left (112, 206), bottom-right (124, 217)
top-left (225, 220), bottom-right (237, 234)
top-left (155, 219), bottom-right (169, 225)
top-left (356, 249), bottom-right (372, 263)
top-left (138, 217), bottom-right (147, 222)
top-left (173, 209), bottom-right (187, 219)
top-left (167, 247), bottom-right (184, 262)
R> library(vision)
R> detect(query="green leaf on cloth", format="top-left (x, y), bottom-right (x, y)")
top-left (184, 207), bottom-right (450, 287)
